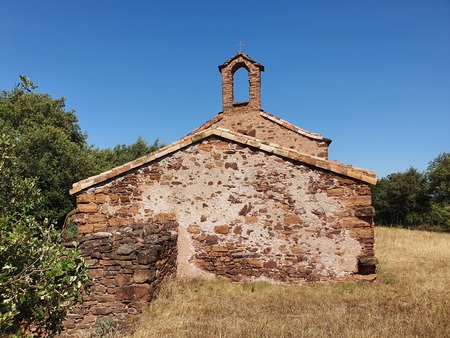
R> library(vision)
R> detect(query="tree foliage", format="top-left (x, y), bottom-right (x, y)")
top-left (427, 152), bottom-right (450, 204)
top-left (372, 168), bottom-right (431, 226)
top-left (373, 153), bottom-right (450, 229)
top-left (0, 77), bottom-right (162, 225)
top-left (0, 128), bottom-right (41, 217)
top-left (90, 136), bottom-right (163, 174)
top-left (0, 132), bottom-right (88, 337)
top-left (0, 78), bottom-right (94, 224)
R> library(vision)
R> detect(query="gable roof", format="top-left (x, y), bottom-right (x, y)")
top-left (70, 127), bottom-right (376, 195)
top-left (187, 110), bottom-right (332, 145)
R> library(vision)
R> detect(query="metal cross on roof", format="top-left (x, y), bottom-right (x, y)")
top-left (237, 41), bottom-right (245, 53)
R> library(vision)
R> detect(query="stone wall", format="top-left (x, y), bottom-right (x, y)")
top-left (73, 136), bottom-right (375, 282)
top-left (65, 135), bottom-right (376, 334)
top-left (215, 106), bottom-right (330, 158)
top-left (61, 221), bottom-right (177, 337)
top-left (187, 172), bottom-right (375, 283)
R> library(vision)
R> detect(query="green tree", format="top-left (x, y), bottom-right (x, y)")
top-left (426, 152), bottom-right (450, 229)
top-left (0, 126), bottom-right (41, 217)
top-left (427, 152), bottom-right (450, 205)
top-left (0, 132), bottom-right (88, 337)
top-left (0, 77), bottom-right (94, 224)
top-left (1, 77), bottom-right (163, 225)
top-left (91, 136), bottom-right (163, 173)
top-left (372, 167), bottom-right (431, 226)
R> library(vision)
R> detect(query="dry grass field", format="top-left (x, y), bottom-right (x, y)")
top-left (128, 227), bottom-right (450, 338)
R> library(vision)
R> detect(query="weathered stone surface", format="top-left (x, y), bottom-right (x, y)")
top-left (69, 138), bottom-right (375, 293)
top-left (290, 246), bottom-right (305, 254)
top-left (263, 260), bottom-right (277, 268)
top-left (86, 214), bottom-right (106, 223)
top-left (338, 217), bottom-right (370, 228)
top-left (247, 258), bottom-right (264, 268)
top-left (88, 269), bottom-right (104, 279)
top-left (77, 224), bottom-right (94, 234)
top-left (77, 194), bottom-right (95, 203)
top-left (212, 245), bottom-right (228, 252)
top-left (284, 214), bottom-right (300, 225)
top-left (214, 225), bottom-right (230, 234)
top-left (326, 188), bottom-right (345, 197)
top-left (225, 162), bottom-right (238, 170)
top-left (78, 203), bottom-right (98, 213)
top-left (133, 270), bottom-right (155, 283)
top-left (136, 250), bottom-right (157, 265)
top-left (350, 227), bottom-right (374, 239)
top-left (62, 222), bottom-right (177, 336)
top-left (245, 216), bottom-right (258, 224)
top-left (198, 143), bottom-right (213, 151)
top-left (342, 195), bottom-right (372, 206)
top-left (155, 213), bottom-right (177, 222)
top-left (187, 225), bottom-right (201, 234)
top-left (354, 206), bottom-right (375, 217)
top-left (116, 244), bottom-right (139, 255)
top-left (115, 284), bottom-right (150, 301)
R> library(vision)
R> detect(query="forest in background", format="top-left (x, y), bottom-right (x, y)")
top-left (372, 154), bottom-right (450, 231)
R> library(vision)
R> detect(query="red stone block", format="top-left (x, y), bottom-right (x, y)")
top-left (263, 260), bottom-right (277, 269)
top-left (78, 203), bottom-right (98, 213)
top-left (77, 193), bottom-right (95, 203)
top-left (214, 225), bottom-right (230, 234)
top-left (245, 216), bottom-right (258, 224)
top-left (154, 213), bottom-right (177, 223)
top-left (78, 224), bottom-right (94, 234)
top-left (198, 143), bottom-right (213, 151)
top-left (342, 195), bottom-right (372, 206)
top-left (284, 214), bottom-right (300, 225)
top-left (187, 225), bottom-right (201, 234)
top-left (212, 245), bottom-right (228, 252)
top-left (115, 284), bottom-right (150, 302)
top-left (88, 269), bottom-right (104, 279)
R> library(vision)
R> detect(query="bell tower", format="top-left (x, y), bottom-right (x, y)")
top-left (218, 53), bottom-right (265, 113)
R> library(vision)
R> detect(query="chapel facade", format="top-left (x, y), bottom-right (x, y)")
top-left (62, 53), bottom-right (377, 336)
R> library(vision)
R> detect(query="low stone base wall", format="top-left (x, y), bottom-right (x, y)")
top-left (60, 221), bottom-right (177, 337)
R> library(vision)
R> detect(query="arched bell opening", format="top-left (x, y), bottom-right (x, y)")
top-left (232, 67), bottom-right (250, 104)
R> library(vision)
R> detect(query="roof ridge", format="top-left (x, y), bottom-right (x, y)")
top-left (70, 128), bottom-right (376, 195)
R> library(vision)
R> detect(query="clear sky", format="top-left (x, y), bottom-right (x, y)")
top-left (1, 0), bottom-right (449, 178)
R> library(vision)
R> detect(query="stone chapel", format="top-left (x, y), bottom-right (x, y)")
top-left (63, 52), bottom-right (377, 335)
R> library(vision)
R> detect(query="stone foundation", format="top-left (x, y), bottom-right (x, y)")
top-left (61, 222), bottom-right (177, 337)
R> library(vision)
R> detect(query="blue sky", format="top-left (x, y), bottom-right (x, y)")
top-left (1, 0), bottom-right (449, 178)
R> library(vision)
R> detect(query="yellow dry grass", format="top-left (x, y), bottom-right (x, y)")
top-left (130, 227), bottom-right (450, 338)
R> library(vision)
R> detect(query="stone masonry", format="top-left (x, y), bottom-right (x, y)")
top-left (61, 220), bottom-right (177, 336)
top-left (219, 52), bottom-right (264, 113)
top-left (64, 53), bottom-right (377, 335)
